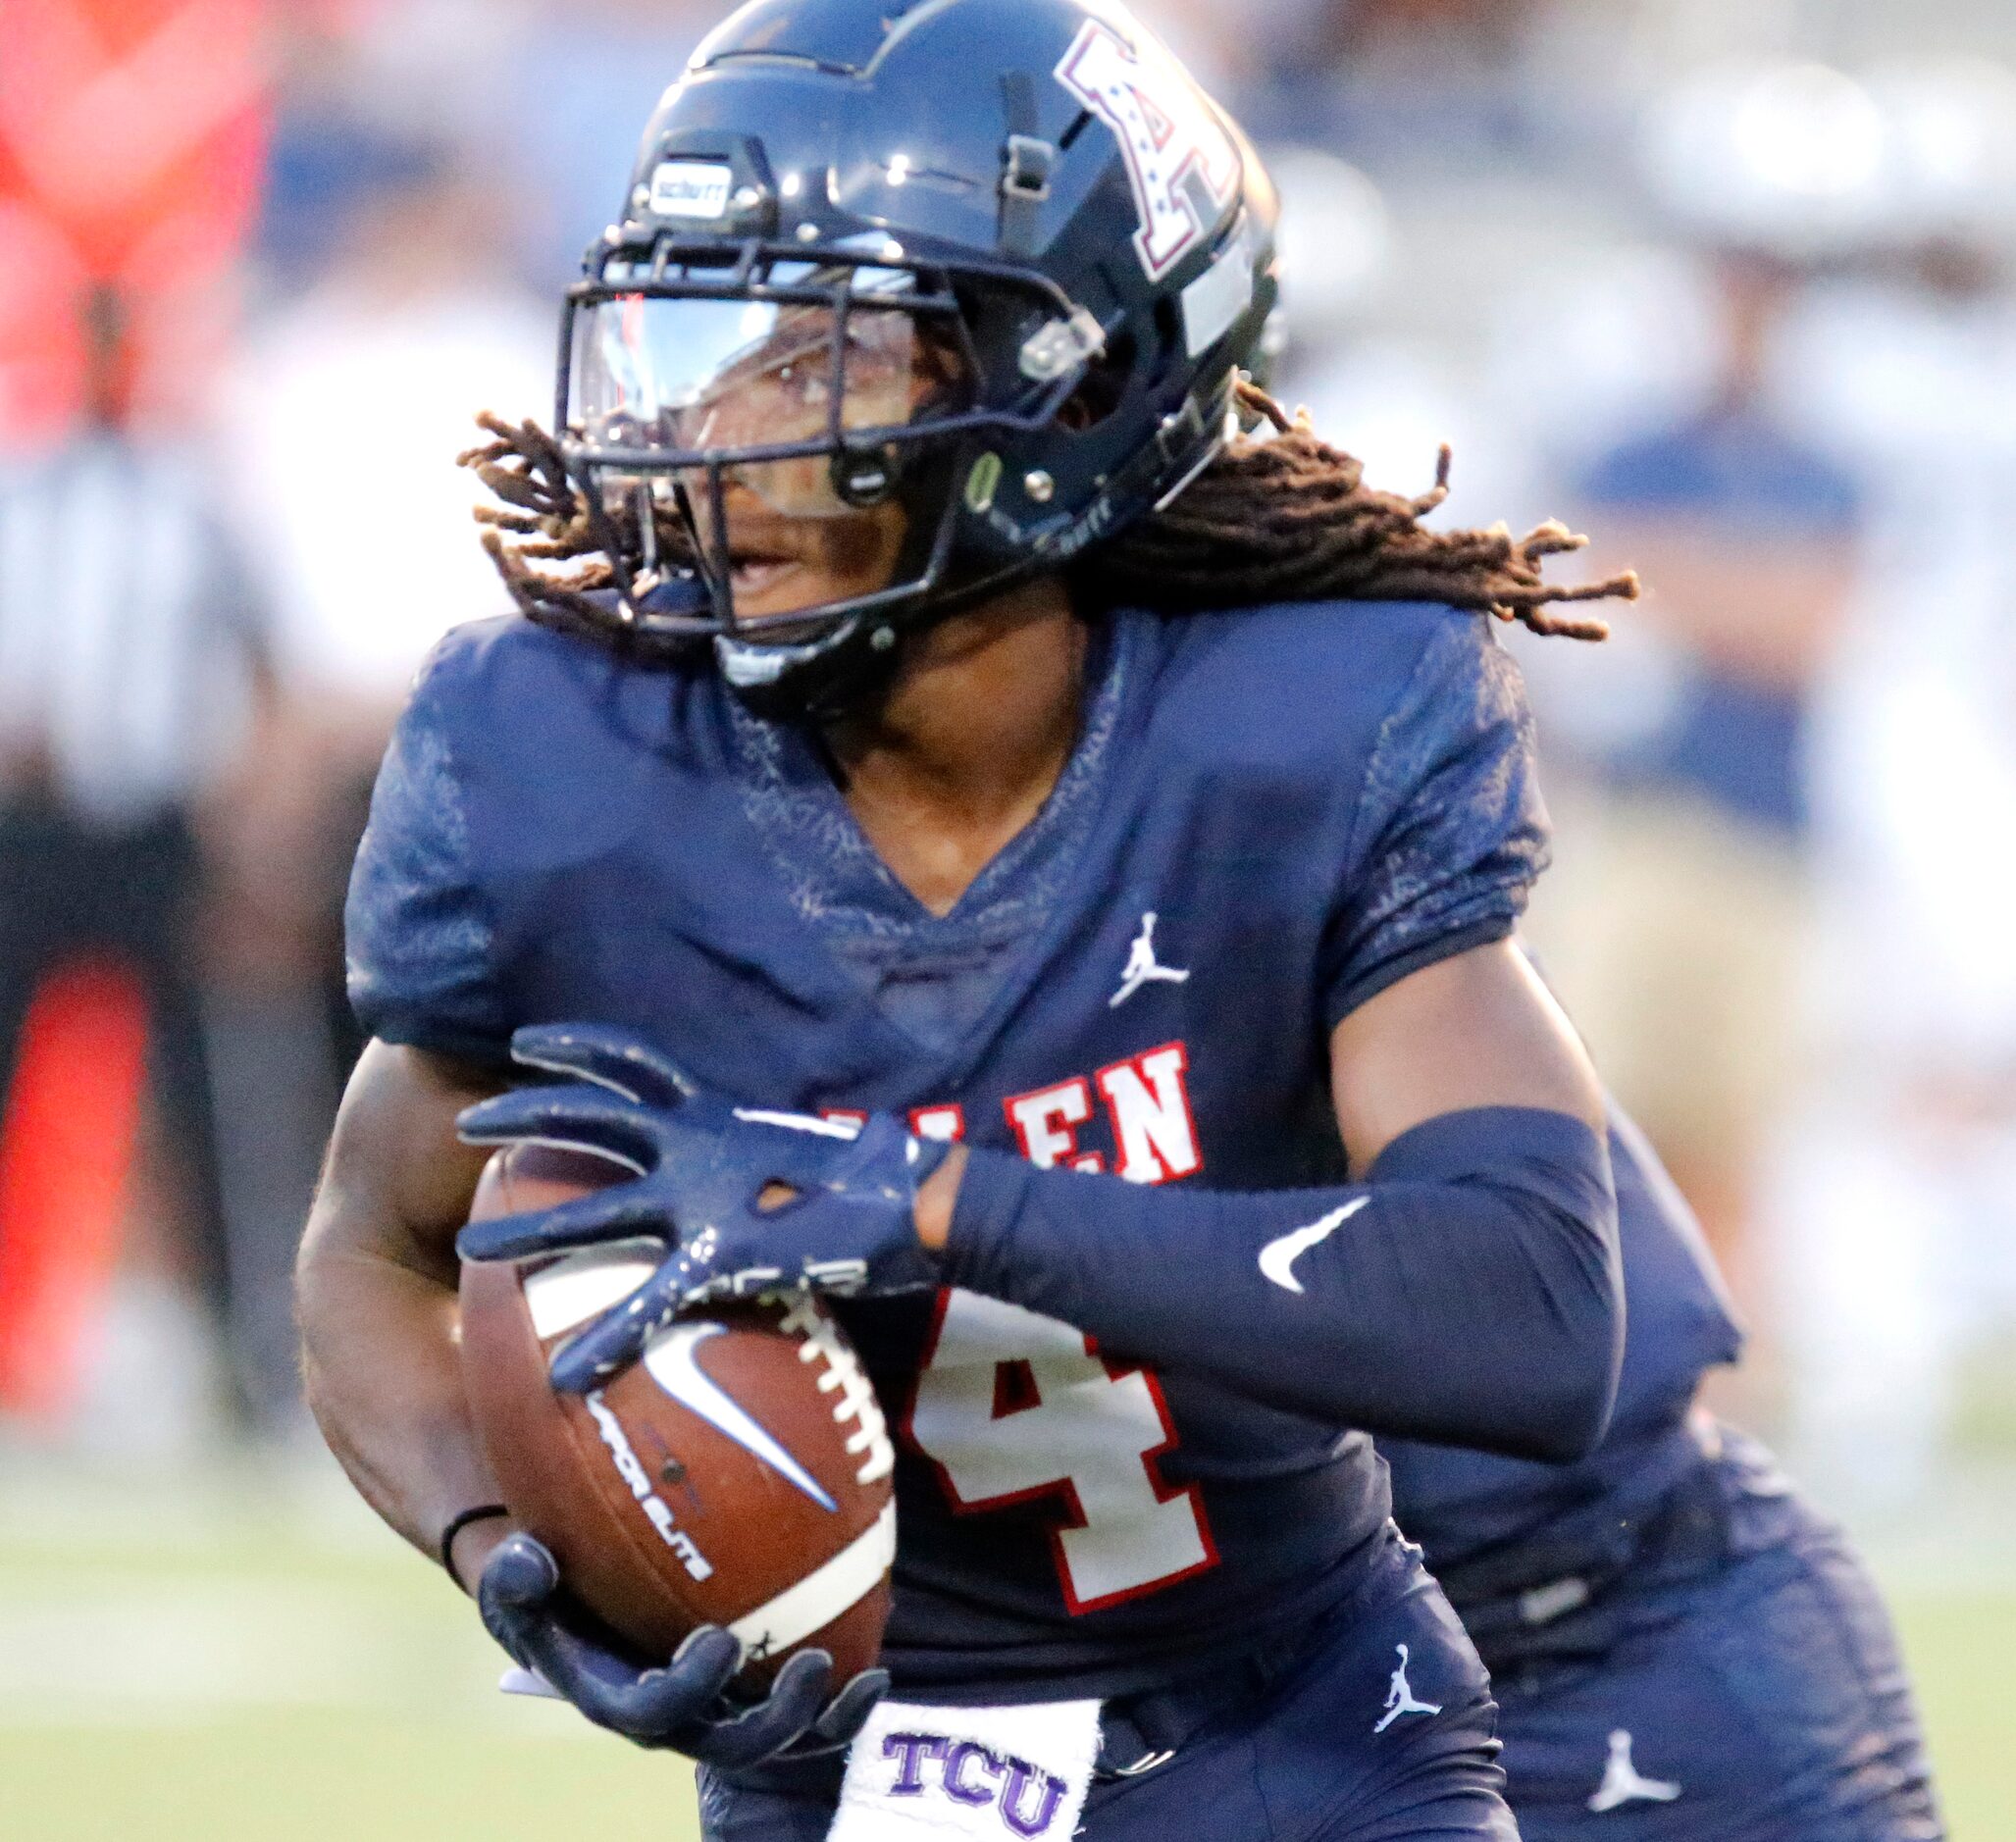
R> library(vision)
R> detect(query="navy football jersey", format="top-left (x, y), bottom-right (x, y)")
top-left (347, 598), bottom-right (1547, 1700)
top-left (1379, 1104), bottom-right (1744, 1589)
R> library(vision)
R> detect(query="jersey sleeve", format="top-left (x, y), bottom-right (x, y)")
top-left (344, 640), bottom-right (514, 1066)
top-left (1320, 616), bottom-right (1550, 1027)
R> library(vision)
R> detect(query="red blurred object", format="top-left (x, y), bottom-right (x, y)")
top-left (0, 959), bottom-right (150, 1419)
top-left (0, 0), bottom-right (271, 438)
top-left (0, 202), bottom-right (90, 439)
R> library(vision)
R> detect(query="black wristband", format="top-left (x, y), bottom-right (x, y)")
top-left (439, 1503), bottom-right (511, 1589)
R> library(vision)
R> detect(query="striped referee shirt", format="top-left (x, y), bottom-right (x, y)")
top-left (0, 434), bottom-right (267, 826)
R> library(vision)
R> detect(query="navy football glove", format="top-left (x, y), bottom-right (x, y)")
top-left (455, 1023), bottom-right (948, 1392)
top-left (477, 1531), bottom-right (885, 1762)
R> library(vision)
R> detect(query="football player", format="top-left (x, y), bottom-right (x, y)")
top-left (296, 1), bottom-right (1648, 1835)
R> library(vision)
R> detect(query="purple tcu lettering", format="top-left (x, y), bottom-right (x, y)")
top-left (999, 1757), bottom-right (1068, 1837)
top-left (883, 1732), bottom-right (948, 1795)
top-left (879, 1732), bottom-right (1066, 1833)
top-left (944, 1741), bottom-right (1004, 1806)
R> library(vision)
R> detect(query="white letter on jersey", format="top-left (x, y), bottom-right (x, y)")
top-left (1054, 17), bottom-right (1239, 280)
top-left (1004, 1077), bottom-right (1105, 1173)
top-left (906, 1291), bottom-right (1215, 1611)
top-left (908, 1103), bottom-right (967, 1143)
top-left (1097, 1042), bottom-right (1201, 1184)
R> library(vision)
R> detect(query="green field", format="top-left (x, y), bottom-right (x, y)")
top-left (2, 1462), bottom-right (2008, 1841)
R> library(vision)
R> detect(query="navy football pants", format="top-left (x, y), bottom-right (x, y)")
top-left (698, 1528), bottom-right (1517, 1840)
top-left (1491, 1441), bottom-right (1942, 1840)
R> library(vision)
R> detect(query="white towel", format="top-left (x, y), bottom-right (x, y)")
top-left (827, 1695), bottom-right (1103, 1840)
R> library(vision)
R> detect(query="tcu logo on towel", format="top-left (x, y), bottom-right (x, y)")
top-left (883, 1732), bottom-right (1070, 1836)
top-left (1055, 16), bottom-right (1239, 279)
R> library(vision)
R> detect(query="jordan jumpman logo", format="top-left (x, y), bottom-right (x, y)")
top-left (1110, 911), bottom-right (1190, 1007)
top-left (1371, 1644), bottom-right (1443, 1733)
top-left (1587, 1730), bottom-right (1681, 1812)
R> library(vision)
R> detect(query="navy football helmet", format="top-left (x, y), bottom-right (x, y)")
top-left (554, 0), bottom-right (1277, 712)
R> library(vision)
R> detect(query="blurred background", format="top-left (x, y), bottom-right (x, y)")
top-left (2, 0), bottom-right (2013, 1835)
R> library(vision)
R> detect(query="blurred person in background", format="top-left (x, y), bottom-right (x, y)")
top-left (1513, 63), bottom-right (1875, 1294)
top-left (0, 283), bottom-right (274, 1431)
top-left (1763, 57), bottom-right (2016, 1513)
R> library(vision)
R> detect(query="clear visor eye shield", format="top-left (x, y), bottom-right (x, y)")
top-left (557, 238), bottom-right (1106, 640)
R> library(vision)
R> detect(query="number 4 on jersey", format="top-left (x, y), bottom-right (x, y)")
top-left (905, 1289), bottom-right (1216, 1611)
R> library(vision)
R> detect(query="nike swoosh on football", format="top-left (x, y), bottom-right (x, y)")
top-left (643, 1321), bottom-right (837, 1510)
top-left (1259, 1198), bottom-right (1370, 1294)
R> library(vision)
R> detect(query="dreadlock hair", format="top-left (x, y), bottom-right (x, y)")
top-left (457, 379), bottom-right (1634, 652)
top-left (455, 412), bottom-right (694, 657)
top-left (1070, 381), bottom-right (1635, 639)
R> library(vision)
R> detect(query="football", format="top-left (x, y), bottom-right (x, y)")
top-left (457, 1143), bottom-right (896, 1683)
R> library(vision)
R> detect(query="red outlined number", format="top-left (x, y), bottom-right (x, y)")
top-left (905, 1289), bottom-right (1216, 1612)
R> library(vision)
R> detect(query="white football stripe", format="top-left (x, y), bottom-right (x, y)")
top-left (728, 1501), bottom-right (896, 1660)
top-left (522, 1249), bottom-right (658, 1340)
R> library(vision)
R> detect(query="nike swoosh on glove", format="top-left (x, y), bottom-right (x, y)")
top-left (454, 1023), bottom-right (949, 1392)
top-left (478, 1531), bottom-right (886, 1762)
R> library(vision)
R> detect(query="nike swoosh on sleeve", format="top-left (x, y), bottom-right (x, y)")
top-left (1258, 1197), bottom-right (1370, 1295)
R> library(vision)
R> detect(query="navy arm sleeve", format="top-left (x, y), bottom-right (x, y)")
top-left (344, 643), bottom-right (514, 1067)
top-left (1321, 618), bottom-right (1550, 1024)
top-left (944, 1105), bottom-right (1623, 1463)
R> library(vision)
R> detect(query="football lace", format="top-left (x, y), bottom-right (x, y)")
top-left (779, 1297), bottom-right (897, 1486)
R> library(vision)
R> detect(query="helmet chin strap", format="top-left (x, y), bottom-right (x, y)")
top-left (716, 614), bottom-right (914, 724)
top-left (715, 618), bottom-right (862, 693)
